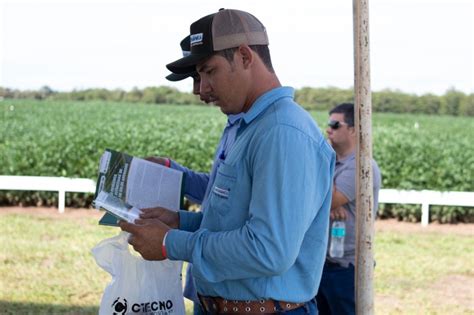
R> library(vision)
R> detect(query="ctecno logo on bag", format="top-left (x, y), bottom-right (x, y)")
top-left (112, 296), bottom-right (176, 315)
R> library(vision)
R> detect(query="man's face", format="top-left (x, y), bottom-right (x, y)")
top-left (326, 113), bottom-right (354, 150)
top-left (196, 53), bottom-right (247, 115)
top-left (192, 74), bottom-right (212, 103)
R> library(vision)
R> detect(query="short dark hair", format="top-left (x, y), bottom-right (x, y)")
top-left (329, 103), bottom-right (354, 127)
top-left (216, 45), bottom-right (274, 73)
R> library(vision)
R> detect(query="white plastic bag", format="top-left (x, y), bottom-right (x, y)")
top-left (92, 232), bottom-right (185, 315)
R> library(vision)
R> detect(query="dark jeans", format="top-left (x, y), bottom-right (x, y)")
top-left (198, 299), bottom-right (318, 315)
top-left (316, 263), bottom-right (355, 315)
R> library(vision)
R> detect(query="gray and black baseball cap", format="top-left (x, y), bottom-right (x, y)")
top-left (165, 36), bottom-right (197, 81)
top-left (166, 9), bottom-right (269, 74)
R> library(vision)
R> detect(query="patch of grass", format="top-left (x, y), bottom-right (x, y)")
top-left (374, 229), bottom-right (474, 314)
top-left (0, 213), bottom-right (114, 311)
top-left (0, 212), bottom-right (194, 314)
top-left (1, 212), bottom-right (472, 314)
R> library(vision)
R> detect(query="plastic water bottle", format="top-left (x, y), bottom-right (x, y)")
top-left (329, 221), bottom-right (345, 258)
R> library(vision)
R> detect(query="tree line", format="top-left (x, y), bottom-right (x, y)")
top-left (1, 85), bottom-right (472, 116)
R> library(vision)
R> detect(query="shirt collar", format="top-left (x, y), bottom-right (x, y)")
top-left (242, 86), bottom-right (295, 125)
top-left (227, 113), bottom-right (244, 126)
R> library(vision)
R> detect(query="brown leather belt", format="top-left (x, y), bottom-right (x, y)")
top-left (198, 295), bottom-right (304, 314)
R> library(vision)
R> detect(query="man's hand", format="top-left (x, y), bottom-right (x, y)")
top-left (119, 219), bottom-right (171, 260)
top-left (330, 206), bottom-right (347, 221)
top-left (140, 207), bottom-right (179, 229)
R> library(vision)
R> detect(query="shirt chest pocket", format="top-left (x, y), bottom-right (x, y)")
top-left (208, 163), bottom-right (237, 214)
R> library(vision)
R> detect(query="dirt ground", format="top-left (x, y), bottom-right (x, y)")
top-left (2, 206), bottom-right (473, 236)
top-left (0, 206), bottom-right (105, 219)
top-left (374, 216), bottom-right (474, 236)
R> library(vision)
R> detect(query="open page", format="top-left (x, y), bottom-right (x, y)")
top-left (94, 149), bottom-right (184, 226)
top-left (126, 158), bottom-right (182, 210)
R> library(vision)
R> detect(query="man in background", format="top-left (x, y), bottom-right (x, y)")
top-left (316, 103), bottom-right (382, 315)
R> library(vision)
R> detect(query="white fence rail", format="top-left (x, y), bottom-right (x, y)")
top-left (0, 176), bottom-right (95, 213)
top-left (0, 176), bottom-right (473, 225)
top-left (378, 189), bottom-right (474, 226)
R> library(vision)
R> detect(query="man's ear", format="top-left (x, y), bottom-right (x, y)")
top-left (349, 125), bottom-right (357, 136)
top-left (237, 45), bottom-right (253, 69)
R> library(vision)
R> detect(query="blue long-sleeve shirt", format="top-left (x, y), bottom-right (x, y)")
top-left (170, 114), bottom-right (243, 204)
top-left (166, 87), bottom-right (335, 302)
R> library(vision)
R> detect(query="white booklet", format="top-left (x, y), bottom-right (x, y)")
top-left (93, 149), bottom-right (184, 226)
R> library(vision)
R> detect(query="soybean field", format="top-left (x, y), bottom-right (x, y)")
top-left (1, 99), bottom-right (473, 222)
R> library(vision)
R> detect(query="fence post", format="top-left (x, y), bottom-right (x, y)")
top-left (353, 0), bottom-right (375, 313)
top-left (421, 202), bottom-right (429, 227)
top-left (58, 189), bottom-right (65, 213)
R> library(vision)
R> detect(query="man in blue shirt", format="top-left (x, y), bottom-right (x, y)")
top-left (121, 9), bottom-right (335, 314)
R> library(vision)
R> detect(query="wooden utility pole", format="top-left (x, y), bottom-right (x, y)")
top-left (353, 0), bottom-right (375, 314)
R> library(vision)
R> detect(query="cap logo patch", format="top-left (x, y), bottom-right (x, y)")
top-left (182, 50), bottom-right (191, 57)
top-left (190, 33), bottom-right (203, 46)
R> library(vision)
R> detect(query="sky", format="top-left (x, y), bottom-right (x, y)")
top-left (0, 0), bottom-right (473, 96)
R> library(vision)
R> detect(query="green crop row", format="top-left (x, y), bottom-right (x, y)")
top-left (1, 100), bottom-right (473, 222)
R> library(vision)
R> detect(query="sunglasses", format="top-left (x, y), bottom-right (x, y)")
top-left (327, 120), bottom-right (349, 130)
